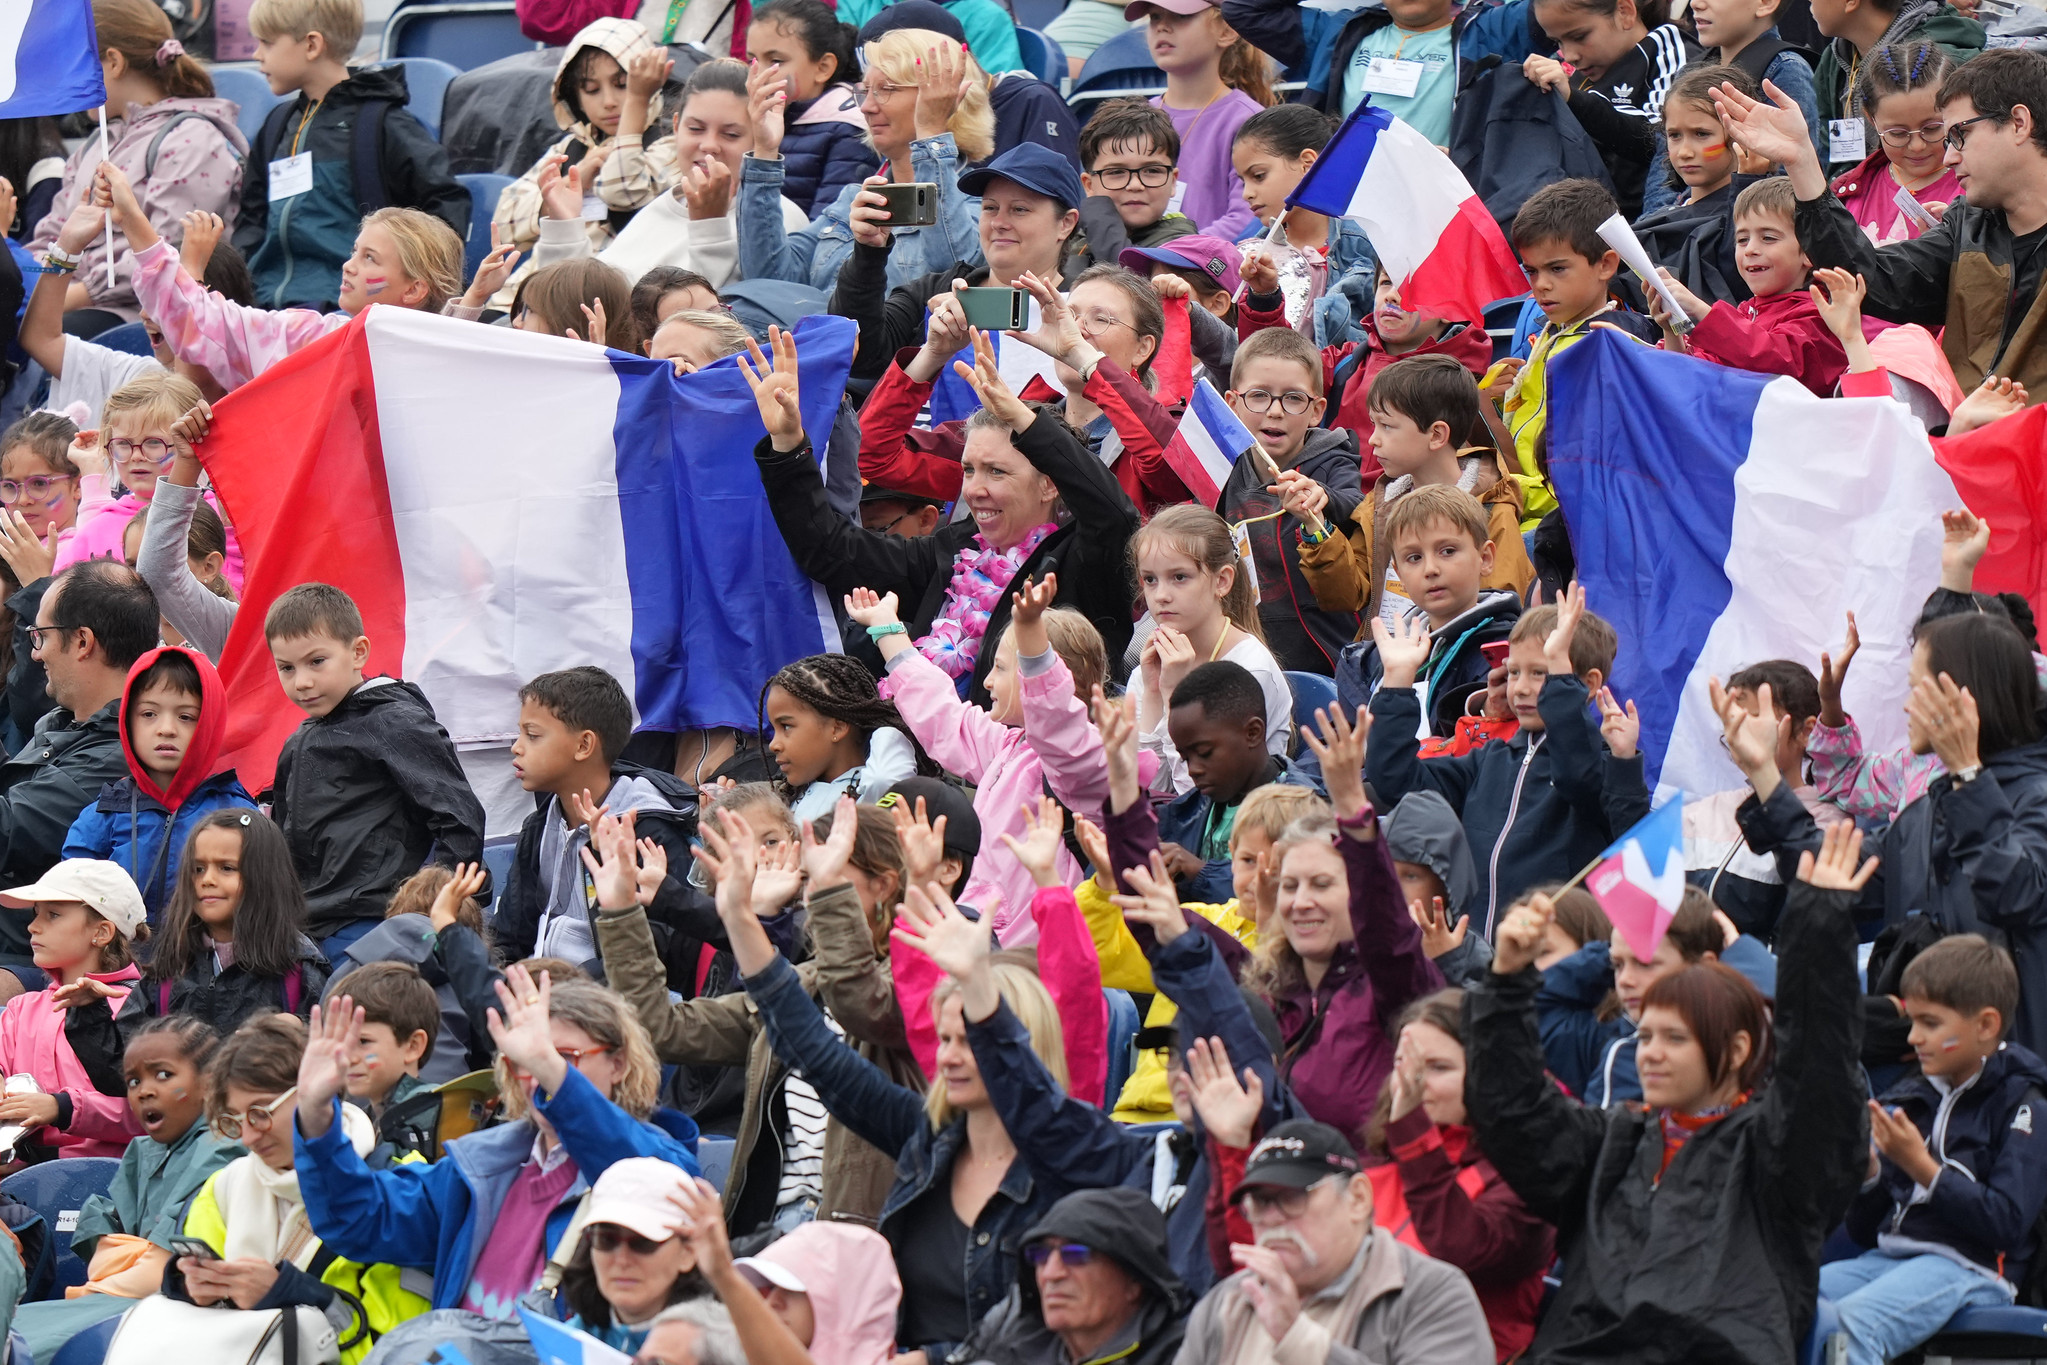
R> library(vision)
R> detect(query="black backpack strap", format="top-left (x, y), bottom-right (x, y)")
top-left (352, 99), bottom-right (392, 216)
top-left (1729, 35), bottom-right (1792, 87)
top-left (254, 99), bottom-right (298, 169)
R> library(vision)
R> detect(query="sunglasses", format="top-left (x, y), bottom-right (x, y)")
top-left (1024, 1242), bottom-right (1098, 1267)
top-left (589, 1225), bottom-right (669, 1255)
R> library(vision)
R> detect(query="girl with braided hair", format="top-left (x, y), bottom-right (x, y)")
top-left (759, 653), bottom-right (925, 822)
top-left (1830, 41), bottom-right (1962, 245)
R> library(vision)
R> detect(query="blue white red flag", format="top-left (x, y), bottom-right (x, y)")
top-left (1163, 378), bottom-right (1256, 509)
top-left (1586, 799), bottom-right (1687, 965)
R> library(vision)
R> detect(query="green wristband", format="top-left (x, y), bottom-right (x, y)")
top-left (866, 623), bottom-right (907, 640)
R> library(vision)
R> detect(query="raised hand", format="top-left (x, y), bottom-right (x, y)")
top-left (1808, 267), bottom-right (1867, 346)
top-left (1596, 687), bottom-right (1640, 760)
top-left (844, 586), bottom-right (904, 629)
top-left (1710, 78), bottom-right (1818, 173)
top-left (891, 881), bottom-right (990, 987)
top-left (1408, 895), bottom-right (1466, 957)
top-left (1010, 269), bottom-right (1089, 367)
top-left (54, 181), bottom-right (108, 255)
top-left (1385, 1025), bottom-right (1426, 1121)
top-left (753, 836), bottom-right (806, 917)
top-left (92, 162), bottom-right (152, 248)
top-left (1072, 813), bottom-right (1114, 896)
top-left (695, 807), bottom-right (760, 920)
top-left (178, 209), bottom-right (226, 278)
top-left (1112, 848), bottom-right (1190, 943)
top-left (1711, 676), bottom-right (1786, 796)
top-left (1011, 572), bottom-right (1057, 628)
top-left (627, 48), bottom-right (672, 104)
top-left (635, 838), bottom-right (668, 907)
top-left (295, 994), bottom-right (363, 1135)
top-left (1181, 1034), bottom-right (1264, 1147)
top-left (747, 57), bottom-right (789, 158)
top-left (565, 296), bottom-right (610, 345)
top-left (889, 795), bottom-right (949, 888)
top-left (1300, 703), bottom-right (1372, 825)
top-left (1795, 816), bottom-right (1879, 891)
top-left (1817, 610), bottom-right (1859, 728)
top-left (1908, 668), bottom-right (1981, 773)
top-left (1492, 891), bottom-right (1555, 975)
top-left (0, 510), bottom-right (58, 588)
top-left (912, 40), bottom-right (974, 140)
top-left (463, 223), bottom-right (521, 307)
top-left (803, 794), bottom-right (860, 887)
top-left (952, 327), bottom-right (1034, 430)
top-left (999, 794), bottom-right (1067, 888)
top-left (536, 154), bottom-right (583, 221)
top-left (431, 862), bottom-right (488, 932)
top-left (1370, 613), bottom-right (1433, 689)
top-left (738, 326), bottom-right (805, 451)
top-left (578, 815), bottom-right (640, 911)
top-left (1950, 375), bottom-right (2029, 437)
top-left (1091, 686), bottom-right (1141, 816)
top-left (489, 963), bottom-right (567, 1096)
top-left (1543, 580), bottom-right (1587, 678)
top-left (167, 398), bottom-right (212, 469)
top-left (1940, 508), bottom-right (1992, 591)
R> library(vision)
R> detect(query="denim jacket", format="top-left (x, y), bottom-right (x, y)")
top-left (1313, 215), bottom-right (1380, 349)
top-left (743, 953), bottom-right (1052, 1361)
top-left (737, 132), bottom-right (983, 292)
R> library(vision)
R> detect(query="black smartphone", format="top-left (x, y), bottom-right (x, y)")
top-left (168, 1235), bottom-right (220, 1262)
top-left (875, 182), bottom-right (939, 227)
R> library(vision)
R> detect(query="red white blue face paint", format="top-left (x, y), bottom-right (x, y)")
top-left (1942, 1037), bottom-right (1962, 1051)
top-left (362, 275), bottom-right (389, 297)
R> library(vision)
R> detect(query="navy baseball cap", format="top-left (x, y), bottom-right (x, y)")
top-left (856, 0), bottom-right (968, 45)
top-left (958, 143), bottom-right (1089, 214)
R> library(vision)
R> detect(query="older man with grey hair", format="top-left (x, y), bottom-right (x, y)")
top-left (633, 1300), bottom-right (745, 1365)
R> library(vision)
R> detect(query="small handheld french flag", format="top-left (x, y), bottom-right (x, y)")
top-left (1286, 106), bottom-right (1528, 327)
top-left (1163, 379), bottom-right (1256, 509)
top-left (1585, 799), bottom-right (1688, 966)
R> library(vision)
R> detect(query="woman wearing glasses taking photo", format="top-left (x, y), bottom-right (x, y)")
top-left (290, 968), bottom-right (699, 1332)
top-left (166, 1014), bottom-right (429, 1365)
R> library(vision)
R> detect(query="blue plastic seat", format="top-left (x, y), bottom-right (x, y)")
top-left (1067, 27), bottom-right (1164, 117)
top-left (1284, 671), bottom-right (1339, 756)
top-left (370, 56), bottom-right (463, 140)
top-left (1015, 28), bottom-right (1067, 86)
top-left (210, 66), bottom-right (286, 145)
top-left (382, 1), bottom-right (536, 70)
top-left (1009, 0), bottom-right (1068, 31)
top-left (1921, 1303), bottom-right (2047, 1359)
top-left (91, 322), bottom-right (154, 358)
top-left (455, 172), bottom-right (515, 281)
top-left (0, 1159), bottom-right (119, 1297)
top-left (48, 1312), bottom-right (123, 1365)
top-left (1801, 1296), bottom-right (1841, 1365)
top-left (696, 1135), bottom-right (736, 1194)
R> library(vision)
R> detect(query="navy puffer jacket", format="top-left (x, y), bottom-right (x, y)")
top-left (778, 85), bottom-right (879, 217)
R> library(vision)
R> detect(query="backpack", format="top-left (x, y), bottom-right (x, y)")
top-left (141, 110), bottom-right (246, 180)
top-left (1449, 61), bottom-right (1616, 235)
top-left (253, 98), bottom-right (392, 216)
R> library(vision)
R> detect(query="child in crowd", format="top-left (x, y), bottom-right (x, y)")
top-left (1232, 106), bottom-right (1376, 349)
top-left (1219, 327), bottom-right (1364, 675)
top-left (1812, 0), bottom-right (1982, 172)
top-left (1685, 663), bottom-right (1850, 939)
top-left (1390, 790), bottom-right (1494, 985)
top-left (1119, 235), bottom-right (1244, 375)
top-left (1830, 42), bottom-right (1963, 244)
top-left (745, 0), bottom-right (876, 216)
top-left (265, 583), bottom-right (487, 960)
top-left (1522, 0), bottom-right (1700, 216)
top-left (146, 809), bottom-right (329, 1033)
top-left (329, 961), bottom-right (440, 1152)
top-left (1654, 177), bottom-right (1851, 397)
top-left (760, 653), bottom-right (924, 820)
top-left (237, 0), bottom-right (469, 309)
top-left (10, 1016), bottom-right (240, 1361)
top-left (1135, 0), bottom-right (1269, 240)
top-left (1338, 0), bottom-right (1460, 140)
top-left (63, 645), bottom-right (255, 919)
top-left (0, 860), bottom-right (150, 1160)
top-left (1504, 178), bottom-right (1659, 528)
top-left (122, 499), bottom-right (235, 653)
top-left (25, 0), bottom-right (245, 330)
top-left (333, 864), bottom-right (492, 1084)
top-left (1828, 936), bottom-right (2047, 1363)
top-left (1291, 359), bottom-right (1533, 632)
top-left (1074, 99), bottom-right (1198, 265)
top-left (1134, 505), bottom-right (1294, 792)
top-left (499, 665), bottom-right (696, 970)
top-left (627, 266), bottom-right (717, 344)
top-left (106, 159), bottom-right (481, 391)
top-left (843, 574), bottom-right (1110, 946)
top-left (1318, 484), bottom-right (1523, 744)
top-left (511, 258), bottom-right (641, 350)
top-left (1634, 65), bottom-right (1764, 306)
top-left (489, 19), bottom-right (676, 312)
top-left (1154, 661), bottom-right (1316, 903)
top-left (1366, 585), bottom-right (1652, 936)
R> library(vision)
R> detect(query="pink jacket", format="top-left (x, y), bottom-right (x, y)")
top-left (0, 964), bottom-right (146, 1158)
top-left (55, 486), bottom-right (245, 590)
top-left (131, 238), bottom-right (349, 391)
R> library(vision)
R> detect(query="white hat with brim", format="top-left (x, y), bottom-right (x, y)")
top-left (1, 860), bottom-right (145, 938)
top-left (733, 1257), bottom-right (808, 1294)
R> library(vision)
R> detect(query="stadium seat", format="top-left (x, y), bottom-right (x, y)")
top-left (1103, 988), bottom-right (1141, 1110)
top-left (210, 65), bottom-right (285, 144)
top-left (456, 173), bottom-right (515, 281)
top-left (1015, 27), bottom-right (1067, 86)
top-left (481, 839), bottom-right (516, 910)
top-left (697, 1135), bottom-right (737, 1195)
top-left (1009, 0), bottom-right (1069, 32)
top-left (0, 1159), bottom-right (119, 1296)
top-left (1067, 27), bottom-right (1165, 116)
top-left (381, 2), bottom-right (536, 71)
top-left (1801, 1297), bottom-right (1842, 1365)
top-left (371, 57), bottom-right (464, 140)
top-left (1284, 671), bottom-right (1339, 756)
top-left (48, 1312), bottom-right (123, 1365)
top-left (1920, 1303), bottom-right (2047, 1362)
top-left (92, 323), bottom-right (154, 358)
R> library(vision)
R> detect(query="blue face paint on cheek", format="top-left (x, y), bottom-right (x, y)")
top-left (362, 276), bottom-right (389, 297)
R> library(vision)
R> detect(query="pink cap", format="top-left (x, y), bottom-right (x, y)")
top-left (1123, 0), bottom-right (1216, 17)
top-left (582, 1158), bottom-right (694, 1244)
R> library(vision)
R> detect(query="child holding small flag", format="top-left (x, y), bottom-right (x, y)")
top-left (1229, 106), bottom-right (1378, 349)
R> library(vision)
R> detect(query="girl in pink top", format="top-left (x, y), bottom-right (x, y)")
top-left (0, 860), bottom-right (151, 1159)
top-left (1830, 42), bottom-right (1962, 247)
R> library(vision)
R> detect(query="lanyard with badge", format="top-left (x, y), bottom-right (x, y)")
top-left (269, 98), bottom-right (322, 202)
top-left (1357, 29), bottom-right (1433, 99)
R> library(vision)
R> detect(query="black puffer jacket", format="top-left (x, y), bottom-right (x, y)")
top-left (0, 693), bottom-right (129, 964)
top-left (151, 932), bottom-right (330, 1036)
top-left (1464, 879), bottom-right (1867, 1363)
top-left (956, 1187), bottom-right (1188, 1365)
top-left (754, 414), bottom-right (1140, 708)
top-left (269, 679), bottom-right (487, 940)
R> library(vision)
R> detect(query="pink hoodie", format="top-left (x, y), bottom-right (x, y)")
top-left (741, 1223), bottom-right (899, 1365)
top-left (0, 963), bottom-right (145, 1158)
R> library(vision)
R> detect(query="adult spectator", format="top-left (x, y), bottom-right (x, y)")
top-left (1179, 1120), bottom-right (1494, 1365)
top-left (842, 0), bottom-right (1024, 82)
top-left (1715, 48), bottom-right (2047, 396)
top-left (0, 560), bottom-right (155, 987)
top-left (956, 1187), bottom-right (1189, 1365)
top-left (637, 1301), bottom-right (747, 1365)
top-left (833, 143), bottom-right (1090, 383)
top-left (561, 1158), bottom-right (713, 1353)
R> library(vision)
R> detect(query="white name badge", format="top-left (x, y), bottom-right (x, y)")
top-left (1165, 181), bottom-right (1187, 217)
top-left (267, 152), bottom-right (313, 202)
top-left (581, 195), bottom-right (608, 221)
top-left (1362, 56), bottom-right (1426, 98)
top-left (1828, 118), bottom-right (1866, 163)
top-left (1893, 185), bottom-right (1940, 231)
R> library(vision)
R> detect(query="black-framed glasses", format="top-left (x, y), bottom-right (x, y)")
top-left (215, 1085), bottom-right (297, 1138)
top-left (1238, 389), bottom-right (1314, 416)
top-left (1879, 119), bottom-right (1947, 147)
top-left (589, 1225), bottom-right (668, 1255)
top-left (1944, 113), bottom-right (1997, 150)
top-left (1024, 1242), bottom-right (1098, 1267)
top-left (25, 623), bottom-right (78, 650)
top-left (864, 509), bottom-right (912, 534)
top-left (107, 437), bottom-right (173, 464)
top-left (1092, 164), bottom-right (1173, 190)
top-left (0, 474), bottom-right (72, 504)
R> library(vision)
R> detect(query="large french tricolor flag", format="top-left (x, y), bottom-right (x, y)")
top-left (1163, 379), bottom-right (1257, 509)
top-left (201, 307), bottom-right (852, 790)
top-left (1547, 332), bottom-right (2047, 799)
top-left (1285, 106), bottom-right (1528, 328)
top-left (1587, 799), bottom-right (1686, 964)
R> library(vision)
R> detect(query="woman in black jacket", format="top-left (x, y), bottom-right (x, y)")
top-left (1464, 817), bottom-right (1870, 1363)
top-left (743, 325), bottom-right (1139, 708)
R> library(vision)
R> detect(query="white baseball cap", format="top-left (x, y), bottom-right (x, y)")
top-left (1, 860), bottom-right (146, 938)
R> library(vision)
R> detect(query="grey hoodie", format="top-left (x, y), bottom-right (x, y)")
top-left (533, 772), bottom-right (677, 968)
top-left (1386, 790), bottom-right (1494, 985)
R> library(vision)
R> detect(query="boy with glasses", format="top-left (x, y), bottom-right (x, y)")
top-left (1074, 100), bottom-right (1199, 267)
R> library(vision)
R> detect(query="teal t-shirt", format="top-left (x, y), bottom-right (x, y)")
top-left (1341, 22), bottom-right (1456, 145)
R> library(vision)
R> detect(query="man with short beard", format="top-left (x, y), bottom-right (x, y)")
top-left (1177, 1120), bottom-right (1493, 1365)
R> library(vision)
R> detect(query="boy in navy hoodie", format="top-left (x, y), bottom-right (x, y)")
top-left (63, 647), bottom-right (255, 923)
top-left (1828, 934), bottom-right (2047, 1361)
top-left (1365, 582), bottom-right (1650, 939)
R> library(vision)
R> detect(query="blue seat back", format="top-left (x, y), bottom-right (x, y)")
top-left (1923, 1303), bottom-right (2047, 1356)
top-left (455, 172), bottom-right (515, 281)
top-left (382, 2), bottom-right (536, 70)
top-left (1015, 27), bottom-right (1066, 85)
top-left (1009, 0), bottom-right (1069, 31)
top-left (480, 838), bottom-right (516, 912)
top-left (1102, 988), bottom-right (1141, 1110)
top-left (371, 56), bottom-right (463, 139)
top-left (1068, 26), bottom-right (1164, 113)
top-left (48, 1312), bottom-right (124, 1365)
top-left (210, 66), bottom-right (285, 145)
top-left (1284, 671), bottom-right (1339, 756)
top-left (91, 322), bottom-right (154, 358)
top-left (696, 1135), bottom-right (736, 1194)
top-left (0, 1159), bottom-right (119, 1296)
